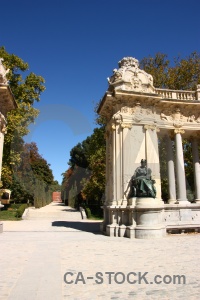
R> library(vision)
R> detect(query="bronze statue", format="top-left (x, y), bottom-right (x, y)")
top-left (130, 159), bottom-right (156, 198)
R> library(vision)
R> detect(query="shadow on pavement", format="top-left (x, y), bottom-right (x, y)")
top-left (52, 221), bottom-right (102, 233)
top-left (61, 209), bottom-right (80, 212)
top-left (52, 203), bottom-right (80, 212)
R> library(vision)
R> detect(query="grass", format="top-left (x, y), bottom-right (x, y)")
top-left (0, 210), bottom-right (21, 221)
top-left (0, 203), bottom-right (31, 220)
top-left (88, 215), bottom-right (103, 220)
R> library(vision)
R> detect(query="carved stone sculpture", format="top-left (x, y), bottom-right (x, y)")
top-left (0, 58), bottom-right (9, 84)
top-left (107, 57), bottom-right (155, 93)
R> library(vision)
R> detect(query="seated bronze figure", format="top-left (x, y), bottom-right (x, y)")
top-left (130, 159), bottom-right (156, 198)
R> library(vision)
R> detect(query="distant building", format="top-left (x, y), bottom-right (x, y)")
top-left (52, 191), bottom-right (62, 202)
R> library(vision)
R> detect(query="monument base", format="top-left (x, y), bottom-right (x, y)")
top-left (135, 225), bottom-right (166, 239)
top-left (101, 200), bottom-right (200, 238)
top-left (135, 197), bottom-right (165, 239)
top-left (163, 203), bottom-right (200, 234)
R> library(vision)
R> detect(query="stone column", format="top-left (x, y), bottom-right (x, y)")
top-left (111, 123), bottom-right (117, 205)
top-left (191, 137), bottom-right (200, 203)
top-left (121, 122), bottom-right (132, 206)
top-left (197, 84), bottom-right (200, 101)
top-left (174, 129), bottom-right (188, 203)
top-left (165, 134), bottom-right (176, 203)
top-left (115, 123), bottom-right (122, 204)
top-left (105, 130), bottom-right (109, 205)
top-left (144, 125), bottom-right (162, 200)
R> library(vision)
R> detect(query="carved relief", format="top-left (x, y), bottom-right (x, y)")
top-left (121, 122), bottom-right (132, 129)
top-left (160, 107), bottom-right (200, 126)
top-left (187, 115), bottom-right (200, 123)
top-left (120, 103), bottom-right (155, 123)
top-left (144, 124), bottom-right (160, 132)
top-left (107, 57), bottom-right (155, 94)
top-left (0, 58), bottom-right (9, 84)
top-left (121, 106), bottom-right (129, 114)
top-left (111, 113), bottom-right (122, 129)
top-left (0, 112), bottom-right (7, 134)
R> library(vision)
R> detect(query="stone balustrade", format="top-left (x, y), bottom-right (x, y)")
top-left (155, 88), bottom-right (197, 101)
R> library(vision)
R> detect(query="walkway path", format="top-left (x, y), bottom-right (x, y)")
top-left (3, 202), bottom-right (94, 232)
top-left (0, 202), bottom-right (200, 300)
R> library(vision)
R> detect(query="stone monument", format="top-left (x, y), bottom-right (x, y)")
top-left (97, 56), bottom-right (200, 238)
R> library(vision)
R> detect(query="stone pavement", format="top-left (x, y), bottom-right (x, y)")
top-left (0, 202), bottom-right (200, 300)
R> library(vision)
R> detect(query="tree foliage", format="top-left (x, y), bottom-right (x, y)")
top-left (0, 46), bottom-right (45, 188)
top-left (0, 47), bottom-right (60, 206)
top-left (61, 126), bottom-right (106, 209)
top-left (12, 142), bottom-right (58, 204)
top-left (140, 51), bottom-right (200, 90)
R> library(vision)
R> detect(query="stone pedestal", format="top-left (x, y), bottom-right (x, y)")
top-left (126, 226), bottom-right (136, 238)
top-left (135, 198), bottom-right (165, 239)
top-left (106, 224), bottom-right (116, 237)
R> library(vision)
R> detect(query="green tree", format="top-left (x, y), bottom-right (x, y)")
top-left (12, 142), bottom-right (55, 205)
top-left (140, 51), bottom-right (200, 90)
top-left (25, 142), bottom-right (54, 185)
top-left (81, 126), bottom-right (106, 206)
top-left (0, 46), bottom-right (45, 188)
top-left (61, 126), bottom-right (105, 211)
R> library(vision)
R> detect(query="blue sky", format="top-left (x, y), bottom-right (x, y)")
top-left (1, 0), bottom-right (200, 184)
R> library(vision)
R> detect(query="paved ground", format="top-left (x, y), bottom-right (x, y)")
top-left (0, 202), bottom-right (200, 300)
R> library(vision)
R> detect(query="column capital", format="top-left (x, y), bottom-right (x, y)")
top-left (144, 124), bottom-right (160, 132)
top-left (120, 122), bottom-right (132, 129)
top-left (111, 123), bottom-right (116, 130)
top-left (174, 128), bottom-right (185, 135)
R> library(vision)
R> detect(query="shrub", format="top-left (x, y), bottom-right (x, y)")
top-left (15, 204), bottom-right (28, 218)
top-left (85, 207), bottom-right (92, 218)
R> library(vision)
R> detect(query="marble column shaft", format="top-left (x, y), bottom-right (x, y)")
top-left (112, 126), bottom-right (116, 204)
top-left (165, 135), bottom-right (176, 202)
top-left (175, 131), bottom-right (188, 202)
top-left (192, 138), bottom-right (200, 201)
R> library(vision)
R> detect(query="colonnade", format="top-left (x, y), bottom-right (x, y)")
top-left (165, 130), bottom-right (200, 204)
